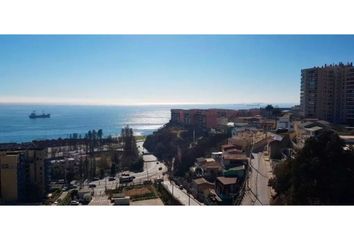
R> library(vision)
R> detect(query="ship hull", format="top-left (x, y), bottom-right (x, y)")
top-left (29, 114), bottom-right (50, 119)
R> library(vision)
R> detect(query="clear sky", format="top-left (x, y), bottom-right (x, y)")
top-left (1, 35), bottom-right (354, 105)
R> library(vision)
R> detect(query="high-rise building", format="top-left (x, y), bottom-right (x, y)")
top-left (300, 62), bottom-right (354, 125)
top-left (0, 151), bottom-right (26, 202)
top-left (0, 148), bottom-right (49, 203)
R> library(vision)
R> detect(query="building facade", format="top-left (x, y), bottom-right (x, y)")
top-left (170, 108), bottom-right (260, 129)
top-left (0, 148), bottom-right (49, 203)
top-left (0, 152), bottom-right (26, 202)
top-left (300, 63), bottom-right (354, 124)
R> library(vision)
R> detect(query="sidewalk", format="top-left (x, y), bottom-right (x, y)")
top-left (161, 181), bottom-right (202, 206)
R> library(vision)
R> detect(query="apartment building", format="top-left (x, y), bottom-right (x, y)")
top-left (300, 62), bottom-right (354, 124)
top-left (170, 108), bottom-right (260, 129)
top-left (0, 151), bottom-right (26, 202)
top-left (0, 148), bottom-right (49, 203)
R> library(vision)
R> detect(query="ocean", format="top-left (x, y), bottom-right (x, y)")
top-left (0, 103), bottom-right (291, 143)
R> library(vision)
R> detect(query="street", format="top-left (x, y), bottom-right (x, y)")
top-left (241, 152), bottom-right (272, 205)
top-left (87, 140), bottom-right (168, 205)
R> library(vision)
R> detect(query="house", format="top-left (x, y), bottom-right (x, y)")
top-left (276, 113), bottom-right (293, 130)
top-left (267, 133), bottom-right (292, 160)
top-left (223, 165), bottom-right (246, 180)
top-left (222, 152), bottom-right (248, 169)
top-left (221, 144), bottom-right (240, 152)
top-left (305, 126), bottom-right (323, 137)
top-left (215, 177), bottom-right (239, 204)
top-left (211, 152), bottom-right (223, 161)
top-left (192, 157), bottom-right (223, 180)
top-left (191, 178), bottom-right (215, 202)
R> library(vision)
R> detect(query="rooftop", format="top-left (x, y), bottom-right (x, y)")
top-left (193, 178), bottom-right (213, 186)
top-left (223, 153), bottom-right (248, 161)
top-left (306, 126), bottom-right (323, 132)
top-left (217, 177), bottom-right (237, 185)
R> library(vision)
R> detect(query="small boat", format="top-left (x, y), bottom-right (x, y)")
top-left (29, 111), bottom-right (51, 119)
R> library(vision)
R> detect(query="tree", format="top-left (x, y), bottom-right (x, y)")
top-left (111, 162), bottom-right (117, 176)
top-left (270, 130), bottom-right (354, 204)
top-left (97, 129), bottom-right (103, 145)
top-left (265, 105), bottom-right (274, 111)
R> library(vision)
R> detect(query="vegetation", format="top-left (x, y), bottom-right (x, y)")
top-left (173, 132), bottom-right (228, 176)
top-left (154, 182), bottom-right (181, 205)
top-left (270, 130), bottom-right (354, 205)
top-left (144, 122), bottom-right (228, 177)
top-left (106, 184), bottom-right (158, 202)
top-left (119, 126), bottom-right (144, 172)
top-left (143, 124), bottom-right (190, 160)
top-left (134, 135), bottom-right (146, 141)
top-left (263, 104), bottom-right (282, 118)
top-left (58, 191), bottom-right (73, 205)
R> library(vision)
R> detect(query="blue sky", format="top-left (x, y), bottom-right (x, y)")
top-left (1, 35), bottom-right (354, 105)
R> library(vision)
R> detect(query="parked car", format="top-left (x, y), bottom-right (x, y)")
top-left (89, 183), bottom-right (96, 188)
top-left (158, 167), bottom-right (162, 171)
top-left (122, 172), bottom-right (130, 177)
top-left (109, 177), bottom-right (115, 181)
top-left (70, 200), bottom-right (80, 205)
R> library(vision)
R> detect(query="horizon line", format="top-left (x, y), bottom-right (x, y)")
top-left (0, 101), bottom-right (298, 107)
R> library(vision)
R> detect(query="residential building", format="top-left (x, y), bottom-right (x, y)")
top-left (276, 113), bottom-right (293, 130)
top-left (223, 165), bottom-right (246, 180)
top-left (191, 157), bottom-right (223, 181)
top-left (222, 153), bottom-right (248, 169)
top-left (0, 148), bottom-right (49, 203)
top-left (215, 176), bottom-right (239, 204)
top-left (170, 108), bottom-right (260, 129)
top-left (300, 62), bottom-right (354, 125)
top-left (0, 152), bottom-right (26, 202)
top-left (191, 177), bottom-right (215, 202)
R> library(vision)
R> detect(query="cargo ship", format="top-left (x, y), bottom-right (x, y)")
top-left (29, 111), bottom-right (51, 119)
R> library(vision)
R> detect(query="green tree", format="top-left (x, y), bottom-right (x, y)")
top-left (97, 129), bottom-right (103, 145)
top-left (111, 162), bottom-right (117, 176)
top-left (265, 104), bottom-right (274, 111)
top-left (270, 130), bottom-right (354, 205)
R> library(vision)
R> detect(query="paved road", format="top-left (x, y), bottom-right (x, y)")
top-left (161, 180), bottom-right (202, 206)
top-left (89, 195), bottom-right (112, 205)
top-left (86, 141), bottom-right (167, 205)
top-left (133, 141), bottom-right (167, 183)
top-left (242, 152), bottom-right (272, 205)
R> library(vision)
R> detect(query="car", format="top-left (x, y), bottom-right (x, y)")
top-left (179, 185), bottom-right (183, 190)
top-left (156, 162), bottom-right (159, 164)
top-left (89, 183), bottom-right (96, 188)
top-left (70, 200), bottom-right (80, 205)
top-left (158, 167), bottom-right (162, 171)
top-left (119, 176), bottom-right (135, 183)
top-left (109, 177), bottom-right (115, 181)
top-left (122, 172), bottom-right (130, 177)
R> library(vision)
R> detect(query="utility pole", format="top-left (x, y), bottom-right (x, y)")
top-left (146, 161), bottom-right (149, 181)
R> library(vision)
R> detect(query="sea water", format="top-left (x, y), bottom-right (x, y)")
top-left (0, 103), bottom-right (289, 143)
